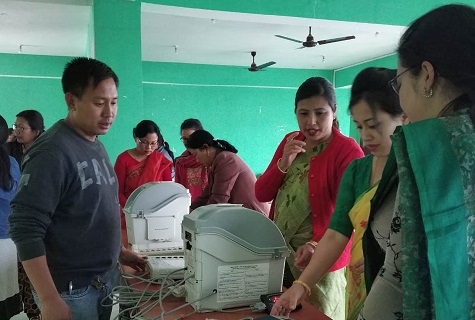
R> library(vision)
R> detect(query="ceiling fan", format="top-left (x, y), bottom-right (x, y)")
top-left (275, 26), bottom-right (355, 48)
top-left (248, 51), bottom-right (276, 72)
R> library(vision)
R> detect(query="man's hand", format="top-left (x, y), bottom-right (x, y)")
top-left (39, 295), bottom-right (72, 320)
top-left (118, 247), bottom-right (147, 272)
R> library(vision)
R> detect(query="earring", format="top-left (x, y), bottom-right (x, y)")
top-left (422, 88), bottom-right (433, 98)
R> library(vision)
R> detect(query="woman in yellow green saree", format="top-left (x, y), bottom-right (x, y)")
top-left (271, 67), bottom-right (406, 319)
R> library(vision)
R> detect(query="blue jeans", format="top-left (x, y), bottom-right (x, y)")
top-left (33, 265), bottom-right (120, 320)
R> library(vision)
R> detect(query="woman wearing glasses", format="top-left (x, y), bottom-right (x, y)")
top-left (361, 4), bottom-right (475, 319)
top-left (3, 110), bottom-right (43, 320)
top-left (114, 120), bottom-right (173, 229)
top-left (0, 115), bottom-right (22, 319)
top-left (4, 109), bottom-right (45, 166)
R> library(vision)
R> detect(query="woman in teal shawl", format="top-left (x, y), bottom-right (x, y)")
top-left (360, 4), bottom-right (475, 319)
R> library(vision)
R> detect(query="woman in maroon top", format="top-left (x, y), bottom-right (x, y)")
top-left (187, 129), bottom-right (269, 215)
top-left (255, 77), bottom-right (363, 319)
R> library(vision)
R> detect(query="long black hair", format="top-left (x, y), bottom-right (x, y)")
top-left (0, 115), bottom-right (13, 191)
top-left (349, 67), bottom-right (403, 118)
top-left (186, 130), bottom-right (238, 154)
top-left (398, 4), bottom-right (475, 117)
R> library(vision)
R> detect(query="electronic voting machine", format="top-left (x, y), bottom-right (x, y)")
top-left (123, 182), bottom-right (191, 279)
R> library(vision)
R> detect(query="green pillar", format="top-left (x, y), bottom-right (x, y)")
top-left (92, 0), bottom-right (144, 159)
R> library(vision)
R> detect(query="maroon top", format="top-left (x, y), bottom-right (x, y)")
top-left (190, 150), bottom-right (269, 216)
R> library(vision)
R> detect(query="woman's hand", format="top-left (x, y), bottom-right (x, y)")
top-left (294, 243), bottom-right (314, 270)
top-left (270, 284), bottom-right (306, 316)
top-left (349, 257), bottom-right (365, 274)
top-left (279, 132), bottom-right (306, 171)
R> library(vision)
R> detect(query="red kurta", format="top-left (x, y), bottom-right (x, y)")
top-left (174, 150), bottom-right (208, 201)
top-left (114, 151), bottom-right (172, 229)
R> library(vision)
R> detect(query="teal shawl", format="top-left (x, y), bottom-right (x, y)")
top-left (392, 110), bottom-right (475, 319)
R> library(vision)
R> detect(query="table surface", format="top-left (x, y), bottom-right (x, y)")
top-left (119, 267), bottom-right (331, 320)
top-left (120, 230), bottom-right (330, 320)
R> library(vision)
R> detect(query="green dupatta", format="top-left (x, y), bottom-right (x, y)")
top-left (392, 110), bottom-right (475, 319)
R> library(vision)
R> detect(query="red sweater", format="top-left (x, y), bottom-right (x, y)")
top-left (255, 127), bottom-right (363, 271)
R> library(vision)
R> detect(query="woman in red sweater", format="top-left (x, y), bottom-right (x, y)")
top-left (255, 77), bottom-right (363, 319)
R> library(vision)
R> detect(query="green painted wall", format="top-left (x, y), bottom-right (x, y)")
top-left (5, 0), bottom-right (442, 172)
top-left (0, 54), bottom-right (340, 174)
top-left (0, 54), bottom-right (69, 129)
top-left (142, 62), bottom-right (331, 174)
top-left (93, 0), bottom-right (145, 159)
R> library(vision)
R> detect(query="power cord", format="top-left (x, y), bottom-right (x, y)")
top-left (102, 270), bottom-right (191, 320)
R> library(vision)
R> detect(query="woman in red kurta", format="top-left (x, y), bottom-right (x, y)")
top-left (255, 77), bottom-right (363, 319)
top-left (174, 119), bottom-right (208, 201)
top-left (114, 120), bottom-right (172, 229)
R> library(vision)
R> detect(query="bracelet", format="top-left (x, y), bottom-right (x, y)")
top-left (306, 240), bottom-right (318, 249)
top-left (276, 158), bottom-right (288, 174)
top-left (293, 279), bottom-right (311, 296)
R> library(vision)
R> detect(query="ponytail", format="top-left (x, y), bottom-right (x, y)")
top-left (211, 139), bottom-right (238, 154)
top-left (187, 130), bottom-right (238, 154)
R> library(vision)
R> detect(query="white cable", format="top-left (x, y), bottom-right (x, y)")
top-left (103, 271), bottom-right (187, 320)
top-left (104, 270), bottom-right (229, 320)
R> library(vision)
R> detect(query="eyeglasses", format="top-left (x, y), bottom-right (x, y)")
top-left (137, 138), bottom-right (158, 148)
top-left (389, 67), bottom-right (415, 96)
top-left (12, 124), bottom-right (31, 133)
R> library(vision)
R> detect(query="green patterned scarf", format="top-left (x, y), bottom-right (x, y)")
top-left (392, 110), bottom-right (475, 319)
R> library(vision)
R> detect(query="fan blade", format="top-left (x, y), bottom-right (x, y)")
top-left (317, 35), bottom-right (355, 45)
top-left (275, 35), bottom-right (302, 44)
top-left (256, 61), bottom-right (276, 70)
top-left (296, 46), bottom-right (305, 50)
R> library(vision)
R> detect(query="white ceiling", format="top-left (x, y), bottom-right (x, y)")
top-left (0, 0), bottom-right (406, 70)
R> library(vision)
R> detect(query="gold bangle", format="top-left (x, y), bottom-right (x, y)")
top-left (276, 158), bottom-right (288, 174)
top-left (293, 279), bottom-right (311, 296)
top-left (306, 240), bottom-right (318, 249)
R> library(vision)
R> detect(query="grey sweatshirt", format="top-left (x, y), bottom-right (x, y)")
top-left (9, 120), bottom-right (120, 292)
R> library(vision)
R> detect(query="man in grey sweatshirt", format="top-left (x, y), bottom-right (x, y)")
top-left (9, 57), bottom-right (146, 320)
